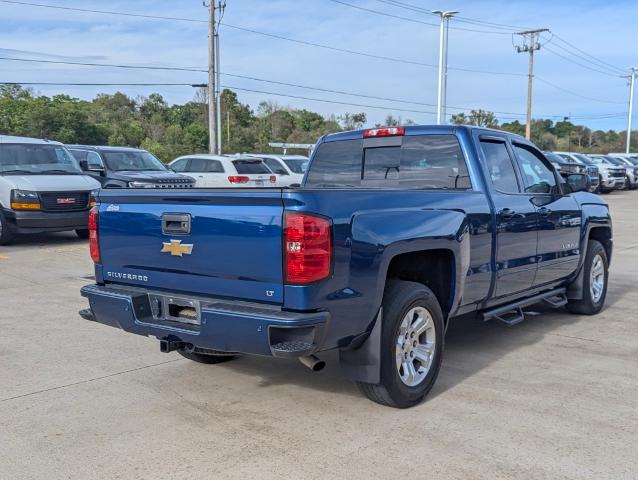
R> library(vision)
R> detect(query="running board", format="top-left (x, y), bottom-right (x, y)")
top-left (482, 288), bottom-right (567, 326)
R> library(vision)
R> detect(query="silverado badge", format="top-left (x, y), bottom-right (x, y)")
top-left (161, 239), bottom-right (194, 257)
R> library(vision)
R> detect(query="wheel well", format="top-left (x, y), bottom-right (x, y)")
top-left (386, 249), bottom-right (455, 316)
top-left (589, 227), bottom-right (612, 260)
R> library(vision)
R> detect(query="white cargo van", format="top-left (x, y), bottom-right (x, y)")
top-left (0, 135), bottom-right (101, 244)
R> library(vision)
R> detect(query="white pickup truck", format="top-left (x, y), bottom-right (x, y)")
top-left (0, 135), bottom-right (101, 244)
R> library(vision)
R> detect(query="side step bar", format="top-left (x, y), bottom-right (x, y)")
top-left (481, 288), bottom-right (567, 326)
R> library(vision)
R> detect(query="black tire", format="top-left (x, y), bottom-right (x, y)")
top-left (566, 240), bottom-right (608, 315)
top-left (0, 210), bottom-right (15, 245)
top-left (178, 349), bottom-right (237, 364)
top-left (357, 280), bottom-right (445, 408)
top-left (75, 229), bottom-right (90, 239)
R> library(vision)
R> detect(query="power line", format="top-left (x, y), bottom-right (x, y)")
top-left (2, 81), bottom-right (623, 122)
top-left (542, 44), bottom-right (621, 78)
top-left (0, 54), bottom-right (528, 114)
top-left (371, 0), bottom-right (530, 31)
top-left (547, 32), bottom-right (625, 75)
top-left (0, 0), bottom-right (526, 77)
top-left (535, 77), bottom-right (625, 105)
top-left (1, 54), bottom-right (626, 117)
top-left (326, 0), bottom-right (513, 34)
top-left (0, 0), bottom-right (207, 22)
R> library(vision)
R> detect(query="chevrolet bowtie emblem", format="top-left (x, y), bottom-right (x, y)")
top-left (161, 239), bottom-right (194, 257)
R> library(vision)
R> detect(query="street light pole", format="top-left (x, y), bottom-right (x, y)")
top-left (433, 10), bottom-right (458, 125)
top-left (626, 67), bottom-right (636, 154)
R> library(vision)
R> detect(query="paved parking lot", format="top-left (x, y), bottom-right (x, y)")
top-left (1, 192), bottom-right (637, 480)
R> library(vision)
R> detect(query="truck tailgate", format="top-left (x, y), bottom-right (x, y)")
top-left (96, 189), bottom-right (285, 304)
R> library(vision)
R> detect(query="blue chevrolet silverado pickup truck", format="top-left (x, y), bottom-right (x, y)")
top-left (80, 125), bottom-right (612, 408)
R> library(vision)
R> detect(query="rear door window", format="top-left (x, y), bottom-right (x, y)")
top-left (305, 134), bottom-right (470, 189)
top-left (480, 140), bottom-right (521, 194)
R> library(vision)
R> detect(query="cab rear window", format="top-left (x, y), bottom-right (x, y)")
top-left (305, 134), bottom-right (471, 189)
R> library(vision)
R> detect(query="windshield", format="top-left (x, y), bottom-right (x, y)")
top-left (102, 150), bottom-right (167, 171)
top-left (544, 152), bottom-right (565, 164)
top-left (572, 154), bottom-right (593, 165)
top-left (0, 143), bottom-right (82, 174)
top-left (604, 156), bottom-right (626, 166)
top-left (283, 158), bottom-right (309, 174)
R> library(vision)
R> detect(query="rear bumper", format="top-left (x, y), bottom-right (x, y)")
top-left (80, 284), bottom-right (329, 357)
top-left (3, 209), bottom-right (89, 234)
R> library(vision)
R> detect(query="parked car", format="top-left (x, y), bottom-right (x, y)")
top-left (68, 145), bottom-right (195, 189)
top-left (0, 135), bottom-right (101, 244)
top-left (544, 151), bottom-right (598, 192)
top-left (606, 153), bottom-right (638, 189)
top-left (169, 154), bottom-right (280, 187)
top-left (554, 152), bottom-right (624, 193)
top-left (586, 155), bottom-right (630, 191)
top-left (548, 151), bottom-right (599, 192)
top-left (243, 154), bottom-right (309, 186)
top-left (80, 125), bottom-right (611, 408)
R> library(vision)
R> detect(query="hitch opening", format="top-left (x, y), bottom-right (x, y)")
top-left (159, 337), bottom-right (191, 353)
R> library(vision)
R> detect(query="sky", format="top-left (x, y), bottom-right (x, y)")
top-left (0, 0), bottom-right (635, 131)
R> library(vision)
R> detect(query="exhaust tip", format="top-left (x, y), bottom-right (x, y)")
top-left (299, 355), bottom-right (325, 372)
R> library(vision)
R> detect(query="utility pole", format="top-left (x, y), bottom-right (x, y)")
top-left (433, 10), bottom-right (458, 125)
top-left (515, 28), bottom-right (548, 140)
top-left (626, 67), bottom-right (636, 154)
top-left (207, 1), bottom-right (218, 154)
top-left (215, 29), bottom-right (222, 154)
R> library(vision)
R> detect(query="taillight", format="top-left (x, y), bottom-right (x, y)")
top-left (284, 212), bottom-right (332, 284)
top-left (228, 176), bottom-right (250, 184)
top-left (270, 175), bottom-right (277, 183)
top-left (88, 207), bottom-right (100, 263)
top-left (363, 127), bottom-right (405, 138)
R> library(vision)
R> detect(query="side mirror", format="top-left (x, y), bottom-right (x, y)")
top-left (565, 173), bottom-right (590, 193)
top-left (79, 160), bottom-right (89, 171)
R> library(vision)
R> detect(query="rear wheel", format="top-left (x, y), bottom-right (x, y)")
top-left (0, 210), bottom-right (15, 245)
top-left (567, 240), bottom-right (608, 315)
top-left (357, 280), bottom-right (444, 408)
top-left (75, 229), bottom-right (90, 239)
top-left (178, 348), bottom-right (237, 364)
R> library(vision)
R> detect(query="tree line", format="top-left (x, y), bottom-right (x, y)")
top-left (0, 85), bottom-right (633, 161)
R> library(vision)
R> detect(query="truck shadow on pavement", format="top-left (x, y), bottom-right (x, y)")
top-left (217, 279), bottom-right (631, 405)
top-left (0, 232), bottom-right (86, 248)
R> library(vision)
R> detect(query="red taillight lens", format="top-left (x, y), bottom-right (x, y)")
top-left (88, 207), bottom-right (100, 263)
top-left (284, 212), bottom-right (332, 284)
top-left (228, 176), bottom-right (250, 184)
top-left (363, 127), bottom-right (405, 138)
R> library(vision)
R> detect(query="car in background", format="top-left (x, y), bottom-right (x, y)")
top-left (547, 151), bottom-right (599, 192)
top-left (243, 154), bottom-right (309, 186)
top-left (68, 145), bottom-right (195, 189)
top-left (169, 154), bottom-right (280, 187)
top-left (606, 153), bottom-right (638, 189)
top-left (0, 135), bottom-right (101, 244)
top-left (554, 152), bottom-right (624, 193)
top-left (587, 155), bottom-right (631, 191)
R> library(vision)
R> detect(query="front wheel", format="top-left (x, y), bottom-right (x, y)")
top-left (0, 210), bottom-right (15, 245)
top-left (567, 240), bottom-right (608, 315)
top-left (357, 280), bottom-right (444, 408)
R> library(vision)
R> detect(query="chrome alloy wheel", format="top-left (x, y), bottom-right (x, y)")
top-left (395, 306), bottom-right (436, 387)
top-left (590, 254), bottom-right (605, 303)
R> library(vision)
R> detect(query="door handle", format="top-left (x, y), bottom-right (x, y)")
top-left (499, 208), bottom-right (518, 219)
top-left (538, 207), bottom-right (552, 217)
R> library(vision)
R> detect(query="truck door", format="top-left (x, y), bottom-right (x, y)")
top-left (511, 142), bottom-right (581, 286)
top-left (479, 137), bottom-right (539, 298)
